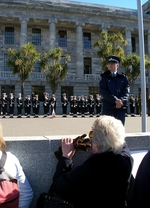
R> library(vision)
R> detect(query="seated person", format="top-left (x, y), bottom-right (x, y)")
top-left (52, 115), bottom-right (133, 208)
top-left (0, 122), bottom-right (33, 208)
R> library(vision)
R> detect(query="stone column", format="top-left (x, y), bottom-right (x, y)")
top-left (125, 28), bottom-right (132, 54)
top-left (147, 30), bottom-right (150, 58)
top-left (76, 23), bottom-right (85, 79)
top-left (20, 17), bottom-right (29, 47)
top-left (49, 20), bottom-right (57, 49)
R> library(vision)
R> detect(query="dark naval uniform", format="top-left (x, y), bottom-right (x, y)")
top-left (100, 70), bottom-right (130, 125)
top-left (61, 94), bottom-right (68, 117)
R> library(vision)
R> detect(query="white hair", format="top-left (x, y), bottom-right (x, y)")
top-left (92, 115), bottom-right (125, 154)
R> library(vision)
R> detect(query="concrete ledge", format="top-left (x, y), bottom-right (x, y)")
top-left (4, 133), bottom-right (150, 208)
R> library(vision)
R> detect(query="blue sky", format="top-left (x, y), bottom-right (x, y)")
top-left (72, 0), bottom-right (148, 9)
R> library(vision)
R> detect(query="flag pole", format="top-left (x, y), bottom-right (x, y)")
top-left (137, 0), bottom-right (147, 132)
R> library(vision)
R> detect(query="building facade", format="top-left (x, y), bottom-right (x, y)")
top-left (0, 0), bottom-right (150, 113)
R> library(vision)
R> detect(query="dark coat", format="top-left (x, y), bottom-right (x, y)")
top-left (52, 143), bottom-right (133, 208)
top-left (131, 151), bottom-right (150, 208)
top-left (100, 70), bottom-right (130, 111)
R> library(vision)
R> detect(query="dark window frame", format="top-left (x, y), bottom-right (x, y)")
top-left (84, 57), bottom-right (92, 74)
top-left (4, 54), bottom-right (10, 71)
top-left (132, 36), bottom-right (136, 53)
top-left (58, 30), bottom-right (67, 48)
top-left (32, 28), bottom-right (41, 46)
top-left (83, 32), bottom-right (91, 49)
top-left (5, 27), bottom-right (14, 45)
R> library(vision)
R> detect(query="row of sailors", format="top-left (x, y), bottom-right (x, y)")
top-left (62, 93), bottom-right (102, 117)
top-left (0, 93), bottom-right (41, 118)
top-left (0, 92), bottom-right (102, 118)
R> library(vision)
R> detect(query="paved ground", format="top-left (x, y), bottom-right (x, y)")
top-left (0, 114), bottom-right (150, 137)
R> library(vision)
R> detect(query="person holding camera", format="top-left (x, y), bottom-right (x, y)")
top-left (51, 115), bottom-right (133, 208)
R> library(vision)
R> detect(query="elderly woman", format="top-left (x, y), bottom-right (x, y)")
top-left (0, 122), bottom-right (33, 207)
top-left (52, 115), bottom-right (133, 208)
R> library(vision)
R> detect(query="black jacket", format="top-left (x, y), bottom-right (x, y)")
top-left (52, 143), bottom-right (133, 208)
top-left (131, 151), bottom-right (150, 208)
top-left (100, 70), bottom-right (130, 110)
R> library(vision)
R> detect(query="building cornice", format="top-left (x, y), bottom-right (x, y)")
top-left (1, 0), bottom-right (150, 28)
top-left (0, 0), bottom-right (138, 19)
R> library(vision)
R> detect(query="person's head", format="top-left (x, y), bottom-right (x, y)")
top-left (91, 115), bottom-right (125, 154)
top-left (0, 123), bottom-right (6, 151)
top-left (107, 55), bottom-right (120, 73)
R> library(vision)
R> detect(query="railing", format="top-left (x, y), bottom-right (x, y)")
top-left (135, 77), bottom-right (150, 84)
top-left (84, 74), bottom-right (100, 80)
top-left (0, 71), bottom-right (150, 83)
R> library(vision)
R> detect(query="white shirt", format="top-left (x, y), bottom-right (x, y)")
top-left (0, 151), bottom-right (33, 208)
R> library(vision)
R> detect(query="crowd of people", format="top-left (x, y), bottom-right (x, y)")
top-left (0, 92), bottom-right (102, 118)
top-left (0, 91), bottom-right (150, 119)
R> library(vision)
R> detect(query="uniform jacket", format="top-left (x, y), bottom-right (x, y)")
top-left (16, 97), bottom-right (23, 108)
top-left (52, 143), bottom-right (133, 208)
top-left (61, 97), bottom-right (68, 106)
top-left (100, 70), bottom-right (130, 110)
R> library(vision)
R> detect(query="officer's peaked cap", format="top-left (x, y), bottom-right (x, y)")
top-left (108, 55), bottom-right (120, 64)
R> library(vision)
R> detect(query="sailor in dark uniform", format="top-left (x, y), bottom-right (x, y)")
top-left (43, 92), bottom-right (49, 117)
top-left (80, 95), bottom-right (86, 117)
top-left (61, 93), bottom-right (68, 117)
top-left (100, 55), bottom-right (130, 125)
top-left (9, 93), bottom-right (15, 118)
top-left (16, 93), bottom-right (23, 118)
top-left (1, 93), bottom-right (7, 118)
top-left (49, 94), bottom-right (57, 116)
top-left (33, 94), bottom-right (40, 118)
top-left (24, 95), bottom-right (32, 118)
top-left (69, 95), bottom-right (74, 115)
top-left (95, 94), bottom-right (102, 117)
top-left (72, 95), bottom-right (78, 117)
top-left (129, 94), bottom-right (135, 117)
top-left (88, 94), bottom-right (95, 117)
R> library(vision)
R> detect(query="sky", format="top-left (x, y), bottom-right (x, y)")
top-left (72, 0), bottom-right (148, 9)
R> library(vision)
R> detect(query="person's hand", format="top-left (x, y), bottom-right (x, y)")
top-left (115, 99), bottom-right (123, 109)
top-left (61, 138), bottom-right (76, 159)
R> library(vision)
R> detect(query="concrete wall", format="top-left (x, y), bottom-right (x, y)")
top-left (4, 133), bottom-right (150, 208)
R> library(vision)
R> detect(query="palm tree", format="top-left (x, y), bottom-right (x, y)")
top-left (94, 30), bottom-right (127, 71)
top-left (122, 53), bottom-right (150, 93)
top-left (38, 47), bottom-right (70, 94)
top-left (7, 43), bottom-right (39, 98)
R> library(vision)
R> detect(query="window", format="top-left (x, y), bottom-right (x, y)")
top-left (83, 32), bottom-right (91, 49)
top-left (132, 37), bottom-right (136, 53)
top-left (84, 58), bottom-right (92, 74)
top-left (5, 27), bottom-right (14, 44)
top-left (4, 54), bottom-right (10, 71)
top-left (34, 63), bottom-right (40, 72)
top-left (58, 30), bottom-right (67, 47)
top-left (32, 28), bottom-right (41, 46)
top-left (32, 86), bottom-right (45, 101)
